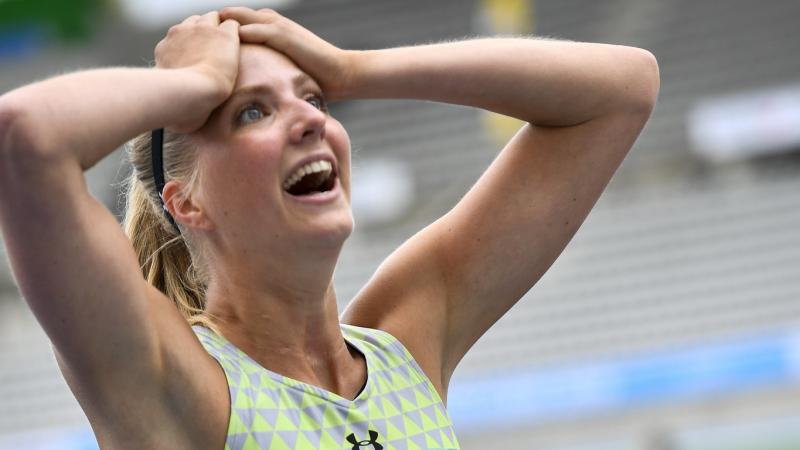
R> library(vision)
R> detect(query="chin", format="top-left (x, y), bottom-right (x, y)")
top-left (299, 209), bottom-right (355, 248)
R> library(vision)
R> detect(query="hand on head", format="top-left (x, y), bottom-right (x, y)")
top-left (154, 11), bottom-right (241, 133)
top-left (219, 7), bottom-right (356, 101)
top-left (155, 7), bottom-right (357, 133)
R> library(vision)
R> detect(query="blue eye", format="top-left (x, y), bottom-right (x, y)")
top-left (307, 94), bottom-right (327, 111)
top-left (238, 106), bottom-right (265, 124)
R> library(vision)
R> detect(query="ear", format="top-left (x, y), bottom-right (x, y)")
top-left (162, 180), bottom-right (214, 231)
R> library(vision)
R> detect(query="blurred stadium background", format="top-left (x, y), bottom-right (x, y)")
top-left (1, 0), bottom-right (799, 449)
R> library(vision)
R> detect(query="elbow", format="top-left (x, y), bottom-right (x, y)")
top-left (0, 96), bottom-right (23, 168)
top-left (638, 49), bottom-right (661, 111)
top-left (625, 48), bottom-right (660, 115)
top-left (0, 93), bottom-right (59, 168)
top-left (0, 95), bottom-right (19, 155)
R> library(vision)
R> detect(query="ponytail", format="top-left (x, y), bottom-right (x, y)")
top-left (123, 131), bottom-right (220, 335)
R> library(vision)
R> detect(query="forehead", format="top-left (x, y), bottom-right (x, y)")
top-left (235, 44), bottom-right (308, 89)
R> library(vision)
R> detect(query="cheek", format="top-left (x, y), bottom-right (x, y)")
top-left (201, 135), bottom-right (285, 205)
top-left (227, 133), bottom-right (285, 179)
top-left (326, 121), bottom-right (351, 179)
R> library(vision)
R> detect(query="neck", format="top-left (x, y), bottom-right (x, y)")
top-left (204, 278), bottom-right (343, 354)
top-left (201, 241), bottom-right (361, 395)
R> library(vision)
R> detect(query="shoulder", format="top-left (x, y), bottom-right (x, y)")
top-left (340, 320), bottom-right (448, 403)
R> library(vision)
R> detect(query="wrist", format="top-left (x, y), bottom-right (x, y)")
top-left (331, 49), bottom-right (369, 101)
top-left (188, 64), bottom-right (235, 105)
top-left (161, 67), bottom-right (228, 133)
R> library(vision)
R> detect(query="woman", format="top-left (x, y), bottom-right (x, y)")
top-left (0, 6), bottom-right (659, 450)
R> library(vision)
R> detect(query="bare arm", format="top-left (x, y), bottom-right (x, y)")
top-left (219, 7), bottom-right (655, 121)
top-left (221, 7), bottom-right (659, 400)
top-left (2, 15), bottom-right (240, 170)
top-left (0, 64), bottom-right (221, 383)
top-left (347, 38), bottom-right (657, 125)
top-left (3, 68), bottom-right (222, 169)
top-left (0, 13), bottom-right (238, 443)
top-left (341, 38), bottom-right (659, 385)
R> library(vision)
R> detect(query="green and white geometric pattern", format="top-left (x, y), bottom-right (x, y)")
top-left (192, 324), bottom-right (460, 450)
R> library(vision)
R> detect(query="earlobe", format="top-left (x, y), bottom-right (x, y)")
top-left (162, 181), bottom-right (214, 231)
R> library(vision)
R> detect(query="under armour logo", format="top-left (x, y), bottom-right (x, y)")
top-left (346, 430), bottom-right (383, 450)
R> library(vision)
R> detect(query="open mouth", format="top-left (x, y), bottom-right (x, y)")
top-left (282, 159), bottom-right (338, 196)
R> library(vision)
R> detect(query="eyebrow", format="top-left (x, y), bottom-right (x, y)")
top-left (228, 73), bottom-right (317, 103)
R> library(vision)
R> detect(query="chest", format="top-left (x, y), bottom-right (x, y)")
top-left (193, 325), bottom-right (460, 449)
top-left (222, 378), bottom-right (459, 450)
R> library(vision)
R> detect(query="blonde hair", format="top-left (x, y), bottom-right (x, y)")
top-left (123, 130), bottom-right (221, 335)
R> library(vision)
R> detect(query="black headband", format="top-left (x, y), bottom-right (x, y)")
top-left (151, 128), bottom-right (181, 235)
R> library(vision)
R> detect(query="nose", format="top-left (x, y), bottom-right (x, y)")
top-left (288, 99), bottom-right (326, 144)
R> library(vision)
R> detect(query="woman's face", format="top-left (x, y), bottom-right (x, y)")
top-left (192, 44), bottom-right (354, 257)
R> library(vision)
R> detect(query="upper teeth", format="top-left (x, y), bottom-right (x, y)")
top-left (283, 159), bottom-right (333, 190)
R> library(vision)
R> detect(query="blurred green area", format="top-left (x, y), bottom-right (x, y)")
top-left (0, 0), bottom-right (109, 40)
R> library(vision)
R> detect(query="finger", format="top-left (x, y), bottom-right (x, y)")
top-left (219, 18), bottom-right (240, 37)
top-left (219, 6), bottom-right (275, 25)
top-left (182, 14), bottom-right (202, 25)
top-left (199, 11), bottom-right (220, 26)
top-left (239, 23), bottom-right (291, 53)
top-left (257, 8), bottom-right (282, 17)
top-left (238, 23), bottom-right (279, 45)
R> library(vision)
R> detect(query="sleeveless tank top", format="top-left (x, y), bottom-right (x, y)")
top-left (192, 323), bottom-right (461, 450)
